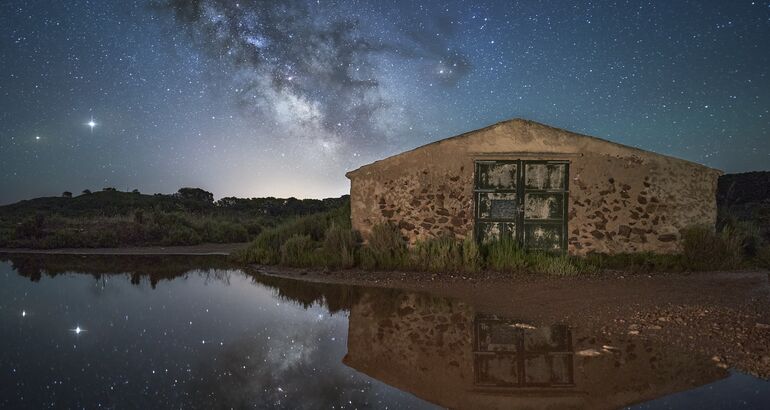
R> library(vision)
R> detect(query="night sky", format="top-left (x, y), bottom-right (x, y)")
top-left (1, 0), bottom-right (768, 205)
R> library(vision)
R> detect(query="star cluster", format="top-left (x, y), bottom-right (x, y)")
top-left (0, 0), bottom-right (768, 203)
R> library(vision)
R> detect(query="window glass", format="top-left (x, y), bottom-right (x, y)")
top-left (524, 163), bottom-right (566, 190)
top-left (477, 162), bottom-right (517, 190)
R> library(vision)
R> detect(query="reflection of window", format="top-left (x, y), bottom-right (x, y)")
top-left (473, 315), bottom-right (574, 388)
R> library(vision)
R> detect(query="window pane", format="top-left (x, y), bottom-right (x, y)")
top-left (477, 162), bottom-right (517, 190)
top-left (524, 193), bottom-right (564, 220)
top-left (525, 163), bottom-right (566, 190)
top-left (478, 192), bottom-right (517, 219)
top-left (524, 224), bottom-right (563, 250)
top-left (478, 222), bottom-right (516, 243)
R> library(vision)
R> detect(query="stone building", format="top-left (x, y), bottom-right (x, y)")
top-left (346, 119), bottom-right (721, 255)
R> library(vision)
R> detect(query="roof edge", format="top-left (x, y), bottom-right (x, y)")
top-left (346, 118), bottom-right (723, 178)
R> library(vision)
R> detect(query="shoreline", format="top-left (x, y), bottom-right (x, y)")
top-left (0, 242), bottom-right (249, 256)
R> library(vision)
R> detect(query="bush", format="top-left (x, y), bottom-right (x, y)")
top-left (359, 224), bottom-right (408, 270)
top-left (681, 225), bottom-right (742, 271)
top-left (14, 214), bottom-right (46, 240)
top-left (529, 252), bottom-right (597, 275)
top-left (461, 237), bottom-right (481, 273)
top-left (322, 224), bottom-right (357, 269)
top-left (410, 236), bottom-right (464, 273)
top-left (483, 236), bottom-right (528, 273)
top-left (163, 225), bottom-right (202, 246)
top-left (755, 245), bottom-right (770, 270)
top-left (280, 234), bottom-right (319, 267)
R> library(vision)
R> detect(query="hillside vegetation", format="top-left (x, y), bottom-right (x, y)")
top-left (0, 188), bottom-right (348, 249)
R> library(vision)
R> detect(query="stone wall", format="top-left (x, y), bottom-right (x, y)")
top-left (347, 119), bottom-right (721, 255)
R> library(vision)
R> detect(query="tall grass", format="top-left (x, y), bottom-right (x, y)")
top-left (323, 224), bottom-right (357, 269)
top-left (232, 212), bottom-right (765, 274)
top-left (681, 225), bottom-right (743, 271)
top-left (358, 224), bottom-right (409, 270)
top-left (484, 236), bottom-right (528, 272)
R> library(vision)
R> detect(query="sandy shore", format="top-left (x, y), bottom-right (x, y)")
top-left (0, 243), bottom-right (249, 256)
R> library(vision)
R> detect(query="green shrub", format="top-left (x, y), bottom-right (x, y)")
top-left (360, 224), bottom-right (408, 270)
top-left (484, 236), bottom-right (528, 272)
top-left (755, 245), bottom-right (770, 270)
top-left (14, 214), bottom-right (46, 239)
top-left (528, 252), bottom-right (597, 275)
top-left (461, 237), bottom-right (481, 273)
top-left (280, 234), bottom-right (319, 267)
top-left (322, 224), bottom-right (357, 268)
top-left (410, 236), bottom-right (464, 272)
top-left (163, 225), bottom-right (202, 246)
top-left (681, 225), bottom-right (742, 271)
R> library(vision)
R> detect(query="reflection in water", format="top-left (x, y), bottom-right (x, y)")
top-left (1, 253), bottom-right (237, 288)
top-left (1, 255), bottom-right (768, 409)
top-left (0, 256), bottom-right (434, 409)
top-left (342, 291), bottom-right (732, 410)
top-left (473, 317), bottom-right (574, 388)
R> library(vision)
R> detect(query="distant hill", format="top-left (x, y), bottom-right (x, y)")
top-left (717, 172), bottom-right (770, 242)
top-left (718, 171), bottom-right (770, 206)
top-left (0, 188), bottom-right (349, 219)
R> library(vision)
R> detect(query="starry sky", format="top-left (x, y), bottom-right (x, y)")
top-left (1, 0), bottom-right (768, 204)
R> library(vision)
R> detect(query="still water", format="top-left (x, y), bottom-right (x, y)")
top-left (0, 254), bottom-right (768, 409)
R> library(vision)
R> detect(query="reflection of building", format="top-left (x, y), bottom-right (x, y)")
top-left (343, 291), bottom-right (727, 410)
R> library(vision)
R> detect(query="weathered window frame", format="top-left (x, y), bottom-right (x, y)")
top-left (473, 159), bottom-right (569, 252)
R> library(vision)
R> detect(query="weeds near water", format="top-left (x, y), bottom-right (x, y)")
top-left (232, 213), bottom-right (765, 275)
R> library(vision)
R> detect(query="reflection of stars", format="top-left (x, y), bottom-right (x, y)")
top-left (70, 325), bottom-right (86, 335)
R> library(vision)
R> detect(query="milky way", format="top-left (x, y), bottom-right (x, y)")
top-left (0, 0), bottom-right (768, 203)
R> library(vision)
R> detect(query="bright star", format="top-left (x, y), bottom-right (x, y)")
top-left (87, 117), bottom-right (96, 132)
top-left (21, 310), bottom-right (26, 317)
top-left (71, 325), bottom-right (86, 334)
top-left (35, 136), bottom-right (40, 141)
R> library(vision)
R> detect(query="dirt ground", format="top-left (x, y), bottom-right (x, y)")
top-left (0, 242), bottom-right (248, 256)
top-left (253, 266), bottom-right (770, 379)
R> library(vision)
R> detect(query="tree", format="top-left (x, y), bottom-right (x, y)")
top-left (132, 189), bottom-right (140, 194)
top-left (62, 191), bottom-right (72, 198)
top-left (82, 189), bottom-right (92, 195)
top-left (102, 187), bottom-right (117, 192)
top-left (176, 187), bottom-right (214, 204)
